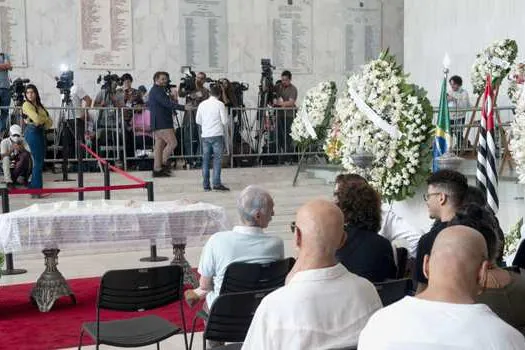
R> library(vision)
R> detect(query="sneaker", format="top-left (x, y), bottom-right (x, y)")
top-left (152, 170), bottom-right (170, 178)
top-left (162, 164), bottom-right (172, 174)
top-left (203, 186), bottom-right (211, 192)
top-left (213, 184), bottom-right (230, 192)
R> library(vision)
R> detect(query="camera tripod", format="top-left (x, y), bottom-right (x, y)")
top-left (54, 91), bottom-right (76, 182)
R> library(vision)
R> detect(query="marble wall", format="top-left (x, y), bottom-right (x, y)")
top-left (11, 0), bottom-right (403, 107)
top-left (404, 0), bottom-right (525, 106)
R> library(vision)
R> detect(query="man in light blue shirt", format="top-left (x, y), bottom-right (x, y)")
top-left (0, 52), bottom-right (12, 133)
top-left (186, 185), bottom-right (284, 308)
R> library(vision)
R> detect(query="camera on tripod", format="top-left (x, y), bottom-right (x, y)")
top-left (55, 70), bottom-right (74, 96)
top-left (261, 58), bottom-right (275, 79)
top-left (179, 65), bottom-right (196, 96)
top-left (10, 78), bottom-right (30, 106)
top-left (97, 71), bottom-right (122, 91)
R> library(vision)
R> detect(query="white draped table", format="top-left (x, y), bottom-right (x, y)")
top-left (0, 199), bottom-right (230, 312)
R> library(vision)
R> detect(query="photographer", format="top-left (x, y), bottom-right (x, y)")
top-left (1, 124), bottom-right (30, 187)
top-left (22, 84), bottom-right (52, 196)
top-left (0, 52), bottom-right (12, 133)
top-left (149, 71), bottom-right (185, 177)
top-left (274, 70), bottom-right (298, 161)
top-left (180, 71), bottom-right (209, 168)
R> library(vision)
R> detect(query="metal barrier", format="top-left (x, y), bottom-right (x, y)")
top-left (432, 105), bottom-right (515, 156)
top-left (1, 104), bottom-right (514, 174)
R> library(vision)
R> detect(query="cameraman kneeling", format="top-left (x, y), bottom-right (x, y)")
top-left (1, 125), bottom-right (30, 187)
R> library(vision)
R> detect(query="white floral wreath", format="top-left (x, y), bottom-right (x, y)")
top-left (325, 52), bottom-right (434, 202)
top-left (471, 39), bottom-right (517, 96)
top-left (290, 81), bottom-right (337, 149)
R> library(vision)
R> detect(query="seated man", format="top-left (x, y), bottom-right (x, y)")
top-left (186, 185), bottom-right (284, 309)
top-left (334, 174), bottom-right (423, 258)
top-left (1, 124), bottom-right (30, 186)
top-left (358, 226), bottom-right (525, 349)
top-left (242, 199), bottom-right (382, 349)
top-left (415, 169), bottom-right (468, 291)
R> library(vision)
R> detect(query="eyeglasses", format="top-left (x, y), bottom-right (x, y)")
top-left (423, 192), bottom-right (442, 201)
top-left (11, 134), bottom-right (20, 137)
top-left (290, 221), bottom-right (296, 233)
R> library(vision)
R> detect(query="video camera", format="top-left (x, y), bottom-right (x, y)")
top-left (261, 58), bottom-right (275, 80)
top-left (179, 65), bottom-right (196, 96)
top-left (10, 78), bottom-right (30, 106)
top-left (96, 71), bottom-right (122, 91)
top-left (55, 70), bottom-right (74, 95)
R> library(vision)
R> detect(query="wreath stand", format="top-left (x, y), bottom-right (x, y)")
top-left (461, 84), bottom-right (514, 175)
top-left (292, 144), bottom-right (325, 187)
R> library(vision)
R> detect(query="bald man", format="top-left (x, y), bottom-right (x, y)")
top-left (242, 199), bottom-right (382, 350)
top-left (359, 226), bottom-right (525, 349)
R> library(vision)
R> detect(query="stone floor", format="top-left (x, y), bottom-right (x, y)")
top-left (1, 164), bottom-right (524, 349)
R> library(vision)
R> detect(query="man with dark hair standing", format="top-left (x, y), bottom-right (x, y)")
top-left (0, 51), bottom-right (12, 134)
top-left (414, 169), bottom-right (468, 291)
top-left (448, 75), bottom-right (470, 148)
top-left (274, 70), bottom-right (298, 161)
top-left (196, 85), bottom-right (229, 191)
top-left (148, 71), bottom-right (185, 177)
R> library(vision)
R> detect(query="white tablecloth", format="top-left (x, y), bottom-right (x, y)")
top-left (0, 200), bottom-right (230, 253)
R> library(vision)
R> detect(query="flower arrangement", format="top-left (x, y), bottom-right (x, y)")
top-left (325, 51), bottom-right (434, 202)
top-left (507, 62), bottom-right (525, 105)
top-left (290, 81), bottom-right (337, 150)
top-left (510, 109), bottom-right (525, 184)
top-left (505, 217), bottom-right (523, 258)
top-left (471, 39), bottom-right (518, 95)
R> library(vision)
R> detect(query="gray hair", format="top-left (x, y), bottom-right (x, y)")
top-left (237, 185), bottom-right (273, 226)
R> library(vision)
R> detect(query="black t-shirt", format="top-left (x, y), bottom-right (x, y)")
top-left (414, 220), bottom-right (450, 284)
top-left (336, 226), bottom-right (397, 283)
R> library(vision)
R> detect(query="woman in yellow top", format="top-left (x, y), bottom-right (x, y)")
top-left (22, 84), bottom-right (52, 194)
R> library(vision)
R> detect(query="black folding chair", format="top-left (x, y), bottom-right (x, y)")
top-left (188, 258), bottom-right (295, 349)
top-left (199, 289), bottom-right (275, 350)
top-left (78, 265), bottom-right (188, 350)
top-left (395, 247), bottom-right (408, 279)
top-left (374, 278), bottom-right (412, 307)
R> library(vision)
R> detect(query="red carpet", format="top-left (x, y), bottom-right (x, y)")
top-left (0, 277), bottom-right (205, 350)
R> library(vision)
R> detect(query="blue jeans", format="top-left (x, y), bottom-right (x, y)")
top-left (0, 88), bottom-right (10, 133)
top-left (202, 136), bottom-right (224, 188)
top-left (25, 125), bottom-right (46, 189)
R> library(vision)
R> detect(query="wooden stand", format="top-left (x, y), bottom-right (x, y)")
top-left (461, 85), bottom-right (514, 175)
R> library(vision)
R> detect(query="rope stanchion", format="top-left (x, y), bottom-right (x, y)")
top-left (104, 162), bottom-right (111, 200)
top-left (1, 184), bottom-right (27, 275)
top-left (140, 181), bottom-right (169, 263)
top-left (78, 140), bottom-right (84, 201)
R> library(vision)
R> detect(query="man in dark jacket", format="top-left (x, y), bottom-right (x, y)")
top-left (149, 72), bottom-right (185, 177)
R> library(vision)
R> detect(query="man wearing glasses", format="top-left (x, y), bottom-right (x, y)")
top-left (414, 169), bottom-right (468, 292)
top-left (0, 124), bottom-right (30, 187)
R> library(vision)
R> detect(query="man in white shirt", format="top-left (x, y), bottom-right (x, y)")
top-left (334, 173), bottom-right (423, 257)
top-left (243, 199), bottom-right (382, 350)
top-left (1, 124), bottom-right (30, 186)
top-left (196, 85), bottom-right (229, 191)
top-left (186, 185), bottom-right (284, 310)
top-left (358, 225), bottom-right (525, 349)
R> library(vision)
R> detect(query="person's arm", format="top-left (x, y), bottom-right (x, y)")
top-left (93, 91), bottom-right (104, 107)
top-left (151, 87), bottom-right (185, 111)
top-left (22, 102), bottom-right (47, 125)
top-left (220, 101), bottom-right (228, 126)
top-left (0, 54), bottom-right (12, 71)
top-left (380, 206), bottom-right (423, 258)
top-left (280, 86), bottom-right (297, 108)
top-left (0, 140), bottom-right (11, 158)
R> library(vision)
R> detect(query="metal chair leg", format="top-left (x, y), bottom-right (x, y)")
top-left (189, 315), bottom-right (198, 350)
top-left (77, 329), bottom-right (84, 350)
top-left (157, 342), bottom-right (160, 350)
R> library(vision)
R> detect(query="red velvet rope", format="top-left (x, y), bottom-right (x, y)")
top-left (79, 143), bottom-right (146, 185)
top-left (7, 144), bottom-right (148, 195)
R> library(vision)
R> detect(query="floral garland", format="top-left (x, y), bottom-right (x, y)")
top-left (290, 81), bottom-right (337, 149)
top-left (509, 61), bottom-right (525, 184)
top-left (505, 217), bottom-right (523, 258)
top-left (325, 52), bottom-right (433, 202)
top-left (471, 39), bottom-right (517, 96)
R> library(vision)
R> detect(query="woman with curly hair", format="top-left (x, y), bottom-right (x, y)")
top-left (334, 181), bottom-right (397, 283)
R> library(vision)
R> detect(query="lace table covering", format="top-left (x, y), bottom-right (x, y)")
top-left (0, 199), bottom-right (230, 253)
